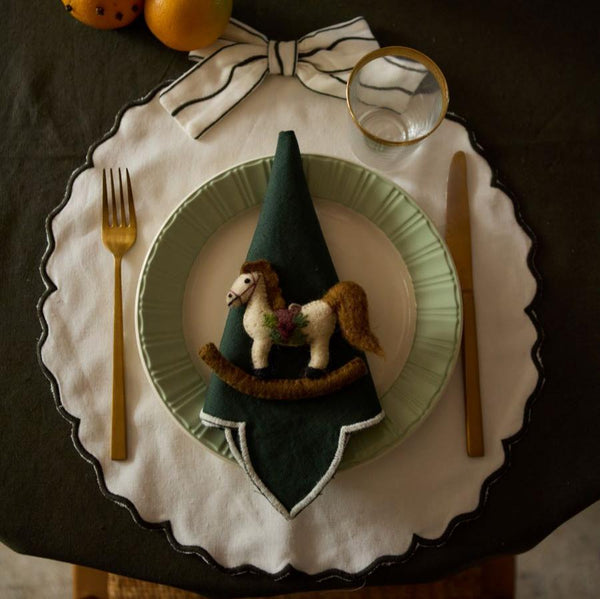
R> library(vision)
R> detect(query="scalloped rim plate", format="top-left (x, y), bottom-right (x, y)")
top-left (136, 155), bottom-right (462, 468)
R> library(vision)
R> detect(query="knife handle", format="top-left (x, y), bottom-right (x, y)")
top-left (462, 289), bottom-right (484, 457)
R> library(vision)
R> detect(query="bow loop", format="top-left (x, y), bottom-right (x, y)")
top-left (160, 17), bottom-right (379, 140)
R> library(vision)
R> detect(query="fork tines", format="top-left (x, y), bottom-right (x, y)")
top-left (102, 168), bottom-right (136, 228)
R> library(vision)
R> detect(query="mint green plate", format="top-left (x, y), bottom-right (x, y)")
top-left (137, 155), bottom-right (462, 468)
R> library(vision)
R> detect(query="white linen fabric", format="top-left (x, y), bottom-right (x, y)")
top-left (41, 74), bottom-right (538, 575)
top-left (159, 17), bottom-right (379, 139)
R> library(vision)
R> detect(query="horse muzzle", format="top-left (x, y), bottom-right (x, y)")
top-left (226, 295), bottom-right (243, 308)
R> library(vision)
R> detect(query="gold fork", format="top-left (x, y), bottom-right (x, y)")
top-left (102, 168), bottom-right (137, 460)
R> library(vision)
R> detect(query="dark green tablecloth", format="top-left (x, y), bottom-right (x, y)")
top-left (1, 1), bottom-right (599, 596)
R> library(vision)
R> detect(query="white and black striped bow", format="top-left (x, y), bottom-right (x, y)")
top-left (159, 17), bottom-right (379, 140)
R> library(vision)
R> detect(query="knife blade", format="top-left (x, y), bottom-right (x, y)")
top-left (446, 151), bottom-right (484, 457)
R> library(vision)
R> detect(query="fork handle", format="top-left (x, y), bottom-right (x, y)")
top-left (111, 256), bottom-right (127, 460)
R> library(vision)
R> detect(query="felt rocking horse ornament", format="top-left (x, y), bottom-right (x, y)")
top-left (200, 259), bottom-right (383, 398)
top-left (199, 131), bottom-right (386, 518)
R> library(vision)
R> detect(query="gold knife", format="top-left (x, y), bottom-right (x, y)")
top-left (446, 151), bottom-right (484, 457)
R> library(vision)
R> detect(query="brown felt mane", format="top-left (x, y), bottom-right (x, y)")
top-left (241, 259), bottom-right (286, 310)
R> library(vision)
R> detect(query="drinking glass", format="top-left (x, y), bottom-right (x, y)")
top-left (346, 46), bottom-right (449, 170)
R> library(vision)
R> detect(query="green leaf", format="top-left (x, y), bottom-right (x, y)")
top-left (270, 329), bottom-right (283, 343)
top-left (293, 312), bottom-right (309, 328)
top-left (263, 313), bottom-right (278, 329)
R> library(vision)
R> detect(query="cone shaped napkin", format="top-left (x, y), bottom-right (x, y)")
top-left (200, 131), bottom-right (383, 518)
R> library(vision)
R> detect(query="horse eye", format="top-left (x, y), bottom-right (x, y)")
top-left (244, 278), bottom-right (251, 284)
top-left (227, 293), bottom-right (233, 297)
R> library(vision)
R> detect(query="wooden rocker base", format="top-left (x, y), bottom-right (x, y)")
top-left (199, 343), bottom-right (368, 400)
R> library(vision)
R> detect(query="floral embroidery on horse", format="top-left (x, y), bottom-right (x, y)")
top-left (264, 305), bottom-right (309, 346)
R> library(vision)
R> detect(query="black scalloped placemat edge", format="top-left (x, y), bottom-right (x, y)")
top-left (36, 84), bottom-right (545, 586)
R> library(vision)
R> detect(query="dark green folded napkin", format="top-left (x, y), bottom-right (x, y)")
top-left (201, 131), bottom-right (383, 518)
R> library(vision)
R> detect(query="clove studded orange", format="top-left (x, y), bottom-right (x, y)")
top-left (61, 0), bottom-right (144, 29)
top-left (144, 0), bottom-right (232, 51)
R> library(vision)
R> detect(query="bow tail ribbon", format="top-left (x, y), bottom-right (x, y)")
top-left (159, 17), bottom-right (379, 140)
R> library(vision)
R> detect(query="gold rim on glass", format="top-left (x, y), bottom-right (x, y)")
top-left (346, 46), bottom-right (449, 147)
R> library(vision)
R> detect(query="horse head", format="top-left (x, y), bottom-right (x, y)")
top-left (226, 272), bottom-right (259, 308)
top-left (226, 260), bottom-right (286, 310)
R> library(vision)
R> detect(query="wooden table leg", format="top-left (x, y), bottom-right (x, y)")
top-left (72, 564), bottom-right (109, 599)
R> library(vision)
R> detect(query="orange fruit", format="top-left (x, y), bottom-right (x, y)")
top-left (61, 1), bottom-right (144, 29)
top-left (144, 0), bottom-right (232, 52)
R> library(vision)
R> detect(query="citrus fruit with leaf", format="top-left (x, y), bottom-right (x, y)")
top-left (61, 0), bottom-right (144, 29)
top-left (144, 0), bottom-right (232, 51)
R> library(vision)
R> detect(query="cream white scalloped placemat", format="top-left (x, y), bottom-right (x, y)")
top-left (41, 75), bottom-right (538, 575)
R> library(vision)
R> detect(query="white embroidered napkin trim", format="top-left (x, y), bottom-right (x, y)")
top-left (200, 409), bottom-right (385, 520)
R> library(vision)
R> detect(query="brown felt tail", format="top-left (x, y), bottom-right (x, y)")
top-left (323, 282), bottom-right (384, 357)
